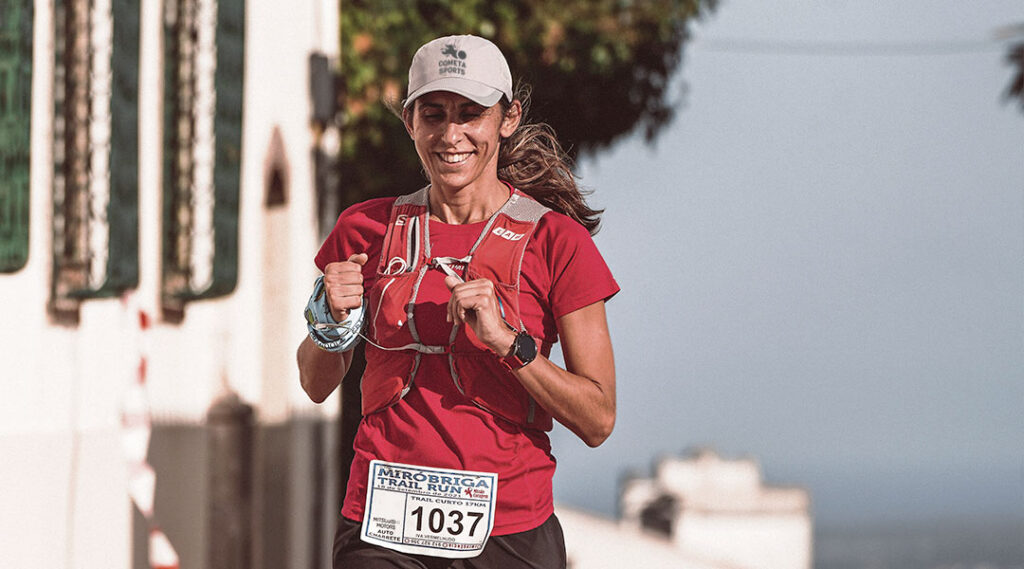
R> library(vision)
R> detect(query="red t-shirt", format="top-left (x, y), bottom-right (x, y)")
top-left (315, 195), bottom-right (619, 535)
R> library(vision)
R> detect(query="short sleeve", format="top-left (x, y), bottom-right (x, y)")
top-left (314, 198), bottom-right (394, 283)
top-left (534, 213), bottom-right (619, 320)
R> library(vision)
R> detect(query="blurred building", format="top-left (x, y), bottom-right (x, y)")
top-left (615, 448), bottom-right (813, 569)
top-left (1, 1), bottom-right (344, 568)
top-left (559, 505), bottom-right (730, 569)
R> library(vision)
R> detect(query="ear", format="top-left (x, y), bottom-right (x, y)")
top-left (500, 100), bottom-right (522, 138)
top-left (403, 105), bottom-right (415, 137)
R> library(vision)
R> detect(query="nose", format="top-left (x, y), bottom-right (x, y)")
top-left (442, 120), bottom-right (463, 145)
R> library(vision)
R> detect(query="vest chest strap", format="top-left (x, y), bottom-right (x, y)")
top-left (385, 342), bottom-right (447, 355)
top-left (430, 256), bottom-right (471, 282)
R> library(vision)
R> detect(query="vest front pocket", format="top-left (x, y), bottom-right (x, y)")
top-left (361, 345), bottom-right (418, 415)
top-left (368, 272), bottom-right (421, 347)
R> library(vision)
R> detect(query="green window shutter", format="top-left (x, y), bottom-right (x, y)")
top-left (162, 0), bottom-right (245, 311)
top-left (210, 0), bottom-right (245, 297)
top-left (0, 0), bottom-right (33, 273)
top-left (50, 0), bottom-right (139, 316)
top-left (107, 0), bottom-right (141, 290)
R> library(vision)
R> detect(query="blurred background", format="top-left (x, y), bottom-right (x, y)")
top-left (1, 1), bottom-right (1021, 568)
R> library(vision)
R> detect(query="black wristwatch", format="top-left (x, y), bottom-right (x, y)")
top-left (502, 330), bottom-right (538, 371)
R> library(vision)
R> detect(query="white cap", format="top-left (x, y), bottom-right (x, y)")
top-left (404, 35), bottom-right (513, 109)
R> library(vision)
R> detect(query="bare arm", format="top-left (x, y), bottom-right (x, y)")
top-left (509, 301), bottom-right (616, 447)
top-left (297, 253), bottom-right (368, 403)
top-left (296, 336), bottom-right (354, 403)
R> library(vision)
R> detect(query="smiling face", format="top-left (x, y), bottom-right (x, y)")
top-left (404, 91), bottom-right (521, 196)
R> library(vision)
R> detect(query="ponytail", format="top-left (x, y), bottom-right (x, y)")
top-left (497, 85), bottom-right (603, 235)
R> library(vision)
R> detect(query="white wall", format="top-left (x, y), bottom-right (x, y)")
top-left (0, 2), bottom-right (133, 565)
top-left (557, 506), bottom-right (728, 569)
top-left (240, 0), bottom-right (340, 423)
top-left (0, 0), bottom-right (343, 566)
top-left (675, 512), bottom-right (813, 569)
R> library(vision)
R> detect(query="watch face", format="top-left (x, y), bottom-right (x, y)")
top-left (516, 332), bottom-right (537, 362)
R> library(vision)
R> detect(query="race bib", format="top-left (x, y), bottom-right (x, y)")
top-left (360, 460), bottom-right (498, 559)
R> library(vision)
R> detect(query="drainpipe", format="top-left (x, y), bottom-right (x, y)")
top-left (207, 391), bottom-right (254, 569)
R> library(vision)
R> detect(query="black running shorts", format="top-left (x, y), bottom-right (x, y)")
top-left (332, 513), bottom-right (567, 569)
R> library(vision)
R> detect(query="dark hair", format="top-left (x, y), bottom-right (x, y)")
top-left (497, 85), bottom-right (603, 235)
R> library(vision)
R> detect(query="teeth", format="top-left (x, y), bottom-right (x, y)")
top-left (440, 152), bottom-right (471, 164)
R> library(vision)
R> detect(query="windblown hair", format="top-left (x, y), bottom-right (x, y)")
top-left (498, 85), bottom-right (603, 235)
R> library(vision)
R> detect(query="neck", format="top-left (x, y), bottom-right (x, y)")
top-left (429, 179), bottom-right (511, 224)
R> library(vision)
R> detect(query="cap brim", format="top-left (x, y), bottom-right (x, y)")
top-left (404, 77), bottom-right (506, 108)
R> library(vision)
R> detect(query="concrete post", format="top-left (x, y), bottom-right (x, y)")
top-left (207, 391), bottom-right (254, 569)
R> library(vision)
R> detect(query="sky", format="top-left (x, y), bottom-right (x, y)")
top-left (548, 0), bottom-right (1024, 527)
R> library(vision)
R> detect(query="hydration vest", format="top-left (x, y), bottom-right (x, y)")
top-left (360, 185), bottom-right (554, 431)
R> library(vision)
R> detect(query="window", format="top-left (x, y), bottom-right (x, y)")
top-left (162, 0), bottom-right (245, 318)
top-left (50, 0), bottom-right (140, 321)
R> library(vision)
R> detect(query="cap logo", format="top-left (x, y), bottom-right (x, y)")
top-left (439, 43), bottom-right (467, 76)
top-left (441, 44), bottom-right (467, 59)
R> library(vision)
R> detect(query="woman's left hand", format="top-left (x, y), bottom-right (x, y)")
top-left (444, 275), bottom-right (516, 356)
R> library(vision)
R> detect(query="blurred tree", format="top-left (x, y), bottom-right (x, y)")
top-left (335, 0), bottom-right (718, 207)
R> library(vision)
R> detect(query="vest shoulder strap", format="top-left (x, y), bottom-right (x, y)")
top-left (499, 191), bottom-right (550, 224)
top-left (378, 186), bottom-right (430, 274)
top-left (394, 186), bottom-right (429, 208)
top-left (466, 192), bottom-right (550, 290)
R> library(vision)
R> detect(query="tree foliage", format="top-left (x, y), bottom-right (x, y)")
top-left (335, 0), bottom-right (717, 206)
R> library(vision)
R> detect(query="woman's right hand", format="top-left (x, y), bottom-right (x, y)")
top-left (323, 253), bottom-right (368, 322)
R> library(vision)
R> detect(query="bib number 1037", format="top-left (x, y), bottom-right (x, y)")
top-left (410, 506), bottom-right (485, 537)
top-left (361, 460), bottom-right (498, 559)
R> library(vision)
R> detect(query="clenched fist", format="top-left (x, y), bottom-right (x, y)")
top-left (444, 275), bottom-right (516, 357)
top-left (323, 253), bottom-right (368, 322)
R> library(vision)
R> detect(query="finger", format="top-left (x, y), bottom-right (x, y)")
top-left (326, 255), bottom-right (368, 276)
top-left (324, 274), bottom-right (355, 291)
top-left (325, 271), bottom-right (363, 287)
top-left (447, 287), bottom-right (460, 324)
top-left (447, 282), bottom-right (471, 324)
top-left (456, 283), bottom-right (496, 312)
top-left (326, 261), bottom-right (363, 274)
top-left (328, 294), bottom-right (361, 321)
top-left (328, 284), bottom-right (364, 299)
top-left (446, 277), bottom-right (464, 323)
top-left (324, 261), bottom-right (350, 275)
top-left (449, 291), bottom-right (486, 327)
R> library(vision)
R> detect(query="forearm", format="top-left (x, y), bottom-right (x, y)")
top-left (489, 300), bottom-right (616, 447)
top-left (511, 354), bottom-right (616, 447)
top-left (296, 335), bottom-right (353, 403)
